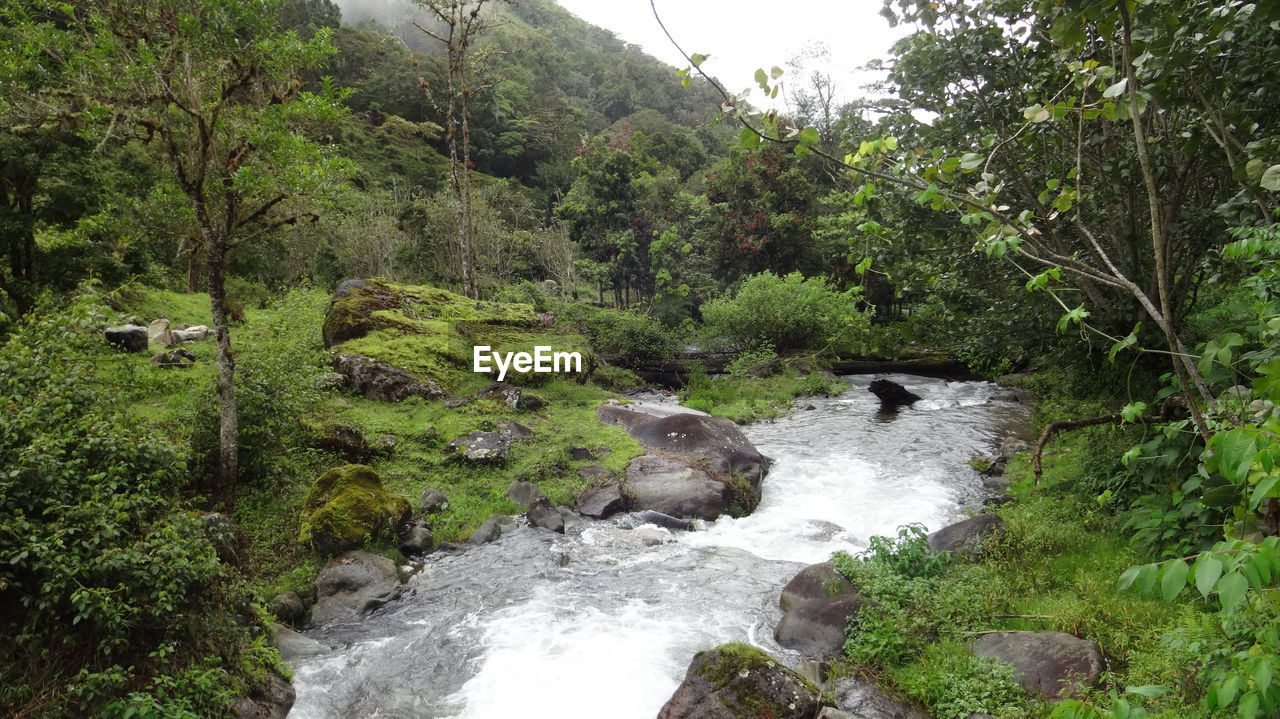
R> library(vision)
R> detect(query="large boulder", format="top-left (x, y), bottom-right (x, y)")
top-left (446, 431), bottom-right (510, 463)
top-left (298, 464), bottom-right (412, 555)
top-left (104, 325), bottom-right (148, 353)
top-left (270, 623), bottom-right (328, 663)
top-left (624, 455), bottom-right (732, 520)
top-left (309, 550), bottom-right (402, 626)
top-left (928, 514), bottom-right (1005, 560)
top-left (969, 631), bottom-right (1104, 700)
top-left (576, 483), bottom-right (629, 519)
top-left (332, 353), bottom-right (444, 402)
top-left (598, 404), bottom-right (769, 487)
top-left (658, 643), bottom-right (825, 719)
top-left (780, 562), bottom-right (856, 612)
top-left (231, 670), bottom-right (294, 719)
top-left (868, 379), bottom-right (922, 408)
top-left (397, 519), bottom-right (433, 555)
top-left (322, 279), bottom-right (393, 348)
top-left (774, 593), bottom-right (865, 657)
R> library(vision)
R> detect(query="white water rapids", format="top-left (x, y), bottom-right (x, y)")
top-left (287, 374), bottom-right (1028, 718)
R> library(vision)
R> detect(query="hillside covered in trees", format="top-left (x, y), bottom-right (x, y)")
top-left (2, 0), bottom-right (1280, 717)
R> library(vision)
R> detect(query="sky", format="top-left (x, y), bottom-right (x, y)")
top-left (552, 0), bottom-right (910, 107)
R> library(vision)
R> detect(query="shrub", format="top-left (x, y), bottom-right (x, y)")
top-left (555, 302), bottom-right (678, 367)
top-left (701, 271), bottom-right (870, 352)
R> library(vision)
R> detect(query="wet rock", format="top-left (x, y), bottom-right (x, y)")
top-left (658, 643), bottom-right (823, 719)
top-left (632, 509), bottom-right (695, 532)
top-left (868, 379), bottom-right (922, 408)
top-left (446, 431), bottom-right (510, 463)
top-left (468, 514), bottom-right (517, 545)
top-left (152, 347), bottom-right (197, 368)
top-left (332, 353), bottom-right (444, 402)
top-left (310, 550), bottom-right (402, 626)
top-left (271, 622), bottom-right (327, 662)
top-left (928, 514), bottom-right (1005, 560)
top-left (998, 436), bottom-right (1030, 460)
top-left (398, 519), bottom-right (433, 555)
top-left (231, 670), bottom-right (294, 719)
top-left (506, 481), bottom-right (547, 509)
top-left (819, 709), bottom-right (856, 719)
top-left (526, 498), bottom-right (565, 533)
top-left (104, 324), bottom-right (148, 352)
top-left (970, 631), bottom-right (1104, 699)
top-left (624, 454), bottom-right (731, 520)
top-left (418, 488), bottom-right (449, 515)
top-left (299, 464), bottom-right (411, 556)
top-left (780, 562), bottom-right (856, 612)
top-left (576, 483), bottom-right (629, 519)
top-left (269, 591), bottom-right (306, 624)
top-left (829, 676), bottom-right (931, 719)
top-left (598, 405), bottom-right (770, 488)
top-left (774, 593), bottom-right (865, 657)
top-left (801, 403), bottom-right (818, 411)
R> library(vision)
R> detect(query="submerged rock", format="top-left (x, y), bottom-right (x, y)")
top-left (868, 378), bottom-right (922, 408)
top-left (658, 643), bottom-right (824, 719)
top-left (309, 550), bottom-right (402, 626)
top-left (468, 514), bottom-right (518, 545)
top-left (632, 509), bottom-right (695, 532)
top-left (927, 514), bottom-right (1005, 560)
top-left (271, 623), bottom-right (328, 662)
top-left (969, 631), bottom-right (1104, 699)
top-left (298, 464), bottom-right (411, 555)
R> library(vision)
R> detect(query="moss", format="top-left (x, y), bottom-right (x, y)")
top-left (694, 643), bottom-right (823, 718)
top-left (724, 474), bottom-right (761, 519)
top-left (298, 464), bottom-right (411, 550)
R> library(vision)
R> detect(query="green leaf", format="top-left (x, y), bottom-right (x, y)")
top-left (1117, 564), bottom-right (1142, 591)
top-left (1136, 562), bottom-right (1159, 596)
top-left (1245, 158), bottom-right (1265, 180)
top-left (797, 127), bottom-right (820, 147)
top-left (1121, 402), bottom-right (1148, 422)
top-left (691, 53), bottom-right (709, 67)
top-left (1250, 475), bottom-right (1280, 510)
top-left (1261, 164), bottom-right (1280, 192)
top-left (855, 257), bottom-right (872, 275)
top-left (1023, 104), bottom-right (1051, 123)
top-left (959, 152), bottom-right (984, 171)
top-left (1056, 305), bottom-right (1090, 333)
top-left (1218, 571), bottom-right (1248, 612)
top-left (1195, 554), bottom-right (1223, 599)
top-left (1103, 78), bottom-right (1128, 99)
top-left (1160, 558), bottom-right (1188, 602)
top-left (1125, 685), bottom-right (1168, 698)
top-left (739, 127), bottom-right (760, 149)
top-left (770, 66), bottom-right (783, 79)
top-left (1214, 429), bottom-right (1259, 485)
top-left (754, 68), bottom-right (768, 88)
top-left (1121, 446), bottom-right (1142, 467)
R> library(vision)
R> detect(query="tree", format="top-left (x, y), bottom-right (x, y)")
top-left (3, 0), bottom-right (355, 486)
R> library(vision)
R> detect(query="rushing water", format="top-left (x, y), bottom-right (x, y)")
top-left (288, 374), bottom-right (1028, 718)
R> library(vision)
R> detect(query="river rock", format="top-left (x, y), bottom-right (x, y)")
top-left (598, 405), bottom-right (769, 488)
top-left (299, 464), bottom-right (411, 555)
top-left (868, 379), bottom-right (922, 408)
top-left (829, 676), bottom-right (931, 719)
top-left (658, 643), bottom-right (824, 719)
top-left (506, 481), bottom-right (547, 509)
top-left (271, 622), bottom-right (327, 662)
top-left (970, 631), bottom-right (1104, 699)
top-left (780, 562), bottom-right (857, 612)
top-left (632, 509), bottom-right (695, 531)
top-left (418, 488), bottom-right (449, 515)
top-left (446, 431), bottom-right (510, 463)
top-left (398, 519), bottom-right (433, 555)
top-left (104, 324), bottom-right (148, 352)
top-left (576, 483), bottom-right (629, 518)
top-left (309, 550), bottom-right (402, 626)
top-left (928, 514), bottom-right (1005, 559)
top-left (468, 514), bottom-right (518, 544)
top-left (269, 591), bottom-right (306, 624)
top-left (147, 318), bottom-right (173, 345)
top-left (624, 455), bottom-right (731, 520)
top-left (231, 670), bottom-right (294, 719)
top-left (526, 497), bottom-right (565, 533)
top-left (774, 593), bottom-right (865, 657)
top-left (332, 353), bottom-right (444, 402)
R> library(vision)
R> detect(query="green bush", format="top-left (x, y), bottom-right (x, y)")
top-left (555, 302), bottom-right (678, 367)
top-left (890, 644), bottom-right (1029, 719)
top-left (701, 271), bottom-right (870, 352)
top-left (494, 280), bottom-right (551, 313)
top-left (0, 294), bottom-right (273, 717)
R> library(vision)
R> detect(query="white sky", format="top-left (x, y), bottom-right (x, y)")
top-left (553, 0), bottom-right (909, 107)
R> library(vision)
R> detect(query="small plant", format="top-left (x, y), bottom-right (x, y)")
top-left (857, 523), bottom-right (951, 579)
top-left (725, 342), bottom-right (779, 379)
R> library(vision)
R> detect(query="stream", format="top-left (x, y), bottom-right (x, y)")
top-left (287, 374), bottom-right (1028, 718)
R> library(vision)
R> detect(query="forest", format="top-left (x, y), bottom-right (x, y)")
top-left (1, 0), bottom-right (1279, 717)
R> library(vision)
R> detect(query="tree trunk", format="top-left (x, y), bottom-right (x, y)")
top-left (205, 228), bottom-right (238, 487)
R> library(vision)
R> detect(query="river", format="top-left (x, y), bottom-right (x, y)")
top-left (287, 374), bottom-right (1027, 718)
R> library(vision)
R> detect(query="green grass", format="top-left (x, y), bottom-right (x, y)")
top-left (682, 366), bottom-right (848, 423)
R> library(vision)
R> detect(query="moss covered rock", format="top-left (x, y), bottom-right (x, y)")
top-left (299, 464), bottom-right (411, 555)
top-left (658, 643), bottom-right (824, 719)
